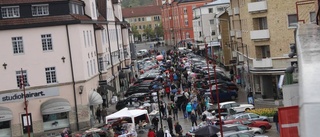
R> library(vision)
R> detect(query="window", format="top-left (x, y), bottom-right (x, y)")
top-left (310, 12), bottom-right (316, 23)
top-left (288, 14), bottom-right (298, 28)
top-left (138, 18), bottom-right (141, 21)
top-left (198, 21), bottom-right (201, 26)
top-left (249, 114), bottom-right (259, 119)
top-left (45, 67), bottom-right (57, 83)
top-left (154, 16), bottom-right (160, 21)
top-left (87, 61), bottom-right (90, 76)
top-left (211, 30), bottom-right (215, 36)
top-left (199, 31), bottom-right (202, 37)
top-left (240, 114), bottom-right (250, 119)
top-left (222, 104), bottom-right (231, 108)
top-left (70, 3), bottom-right (83, 14)
top-left (42, 112), bottom-right (69, 131)
top-left (90, 60), bottom-right (93, 75)
top-left (1, 6), bottom-right (20, 18)
top-left (217, 7), bottom-right (224, 12)
top-left (209, 19), bottom-right (214, 24)
top-left (143, 25), bottom-right (146, 29)
top-left (16, 70), bottom-right (28, 88)
top-left (146, 17), bottom-right (152, 21)
top-left (0, 121), bottom-right (10, 136)
top-left (134, 18), bottom-right (137, 22)
top-left (86, 31), bottom-right (90, 46)
top-left (90, 30), bottom-right (93, 46)
top-left (208, 8), bottom-right (213, 13)
top-left (32, 5), bottom-right (49, 16)
top-left (41, 34), bottom-right (53, 51)
top-left (139, 25), bottom-right (142, 29)
top-left (183, 7), bottom-right (187, 14)
top-left (258, 17), bottom-right (268, 29)
top-left (186, 32), bottom-right (190, 39)
top-left (93, 59), bottom-right (96, 74)
top-left (142, 17), bottom-right (145, 21)
top-left (261, 45), bottom-right (270, 58)
top-left (12, 37), bottom-right (24, 54)
top-left (148, 24), bottom-right (152, 28)
top-left (83, 31), bottom-right (87, 47)
top-left (231, 103), bottom-right (240, 107)
top-left (185, 20), bottom-right (188, 26)
top-left (237, 125), bottom-right (249, 131)
top-left (98, 57), bottom-right (104, 71)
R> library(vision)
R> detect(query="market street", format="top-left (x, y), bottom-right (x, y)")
top-left (134, 43), bottom-right (280, 137)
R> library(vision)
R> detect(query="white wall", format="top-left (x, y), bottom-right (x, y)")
top-left (0, 26), bottom-right (72, 91)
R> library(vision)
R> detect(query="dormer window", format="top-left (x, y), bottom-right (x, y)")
top-left (1, 6), bottom-right (20, 18)
top-left (70, 3), bottom-right (84, 15)
top-left (32, 4), bottom-right (49, 16)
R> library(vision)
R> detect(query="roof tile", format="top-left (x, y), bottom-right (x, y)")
top-left (122, 5), bottom-right (161, 18)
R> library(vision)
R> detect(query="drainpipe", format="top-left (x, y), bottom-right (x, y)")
top-left (65, 25), bottom-right (79, 131)
top-left (93, 26), bottom-right (102, 81)
top-left (106, 23), bottom-right (114, 108)
top-left (115, 24), bottom-right (120, 92)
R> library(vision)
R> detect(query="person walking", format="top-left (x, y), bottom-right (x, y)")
top-left (95, 107), bottom-right (101, 123)
top-left (186, 102), bottom-right (192, 118)
top-left (174, 122), bottom-right (183, 137)
top-left (172, 104), bottom-right (178, 121)
top-left (157, 128), bottom-right (164, 137)
top-left (167, 115), bottom-right (174, 135)
top-left (152, 116), bottom-right (160, 131)
top-left (190, 111), bottom-right (198, 129)
top-left (273, 111), bottom-right (279, 133)
top-left (148, 128), bottom-right (156, 137)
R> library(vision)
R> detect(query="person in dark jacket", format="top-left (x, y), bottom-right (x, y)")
top-left (152, 116), bottom-right (160, 131)
top-left (175, 122), bottom-right (183, 136)
top-left (190, 112), bottom-right (198, 127)
top-left (172, 104), bottom-right (178, 121)
top-left (157, 128), bottom-right (164, 137)
top-left (273, 111), bottom-right (279, 133)
top-left (167, 115), bottom-right (174, 135)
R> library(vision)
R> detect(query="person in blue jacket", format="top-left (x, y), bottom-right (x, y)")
top-left (186, 102), bottom-right (192, 118)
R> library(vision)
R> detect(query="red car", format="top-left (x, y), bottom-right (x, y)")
top-left (224, 119), bottom-right (272, 132)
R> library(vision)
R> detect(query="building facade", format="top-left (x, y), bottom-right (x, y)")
top-left (162, 0), bottom-right (213, 46)
top-left (228, 0), bottom-right (315, 99)
top-left (122, 5), bottom-right (162, 42)
top-left (0, 0), bottom-right (131, 136)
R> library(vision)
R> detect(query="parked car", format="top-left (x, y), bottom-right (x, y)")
top-left (221, 131), bottom-right (268, 137)
top-left (219, 101), bottom-right (255, 113)
top-left (218, 124), bottom-right (264, 135)
top-left (224, 119), bottom-right (272, 132)
top-left (203, 88), bottom-right (238, 102)
top-left (226, 113), bottom-right (270, 122)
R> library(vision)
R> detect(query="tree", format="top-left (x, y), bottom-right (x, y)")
top-left (154, 23), bottom-right (164, 38)
top-left (143, 26), bottom-right (155, 41)
top-left (131, 26), bottom-right (140, 38)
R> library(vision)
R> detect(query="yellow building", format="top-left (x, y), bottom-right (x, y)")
top-left (227, 0), bottom-right (316, 99)
top-left (122, 5), bottom-right (162, 42)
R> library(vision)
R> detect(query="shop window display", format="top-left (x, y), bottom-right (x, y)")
top-left (0, 121), bottom-right (11, 137)
top-left (43, 112), bottom-right (70, 131)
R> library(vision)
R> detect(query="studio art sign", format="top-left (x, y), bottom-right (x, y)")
top-left (0, 87), bottom-right (59, 103)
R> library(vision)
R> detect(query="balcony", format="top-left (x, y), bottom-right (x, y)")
top-left (248, 0), bottom-right (268, 13)
top-left (230, 30), bottom-right (235, 36)
top-left (236, 30), bottom-right (242, 38)
top-left (250, 29), bottom-right (270, 41)
top-left (253, 58), bottom-right (273, 68)
top-left (233, 7), bottom-right (239, 15)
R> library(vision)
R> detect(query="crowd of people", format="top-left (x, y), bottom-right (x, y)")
top-left (147, 49), bottom-right (214, 137)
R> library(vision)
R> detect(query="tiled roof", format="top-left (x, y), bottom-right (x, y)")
top-left (0, 0), bottom-right (67, 5)
top-left (122, 5), bottom-right (161, 18)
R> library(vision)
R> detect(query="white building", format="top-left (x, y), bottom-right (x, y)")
top-left (193, 0), bottom-right (230, 45)
top-left (0, 0), bottom-right (131, 136)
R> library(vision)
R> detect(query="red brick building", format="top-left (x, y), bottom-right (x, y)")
top-left (161, 0), bottom-right (213, 46)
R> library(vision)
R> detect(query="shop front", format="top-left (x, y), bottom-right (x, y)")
top-left (252, 71), bottom-right (285, 99)
top-left (0, 106), bottom-right (12, 137)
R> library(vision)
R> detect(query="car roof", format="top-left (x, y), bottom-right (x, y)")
top-left (219, 101), bottom-right (237, 105)
top-left (223, 124), bottom-right (242, 127)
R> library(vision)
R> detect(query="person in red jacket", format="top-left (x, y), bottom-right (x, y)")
top-left (148, 128), bottom-right (156, 137)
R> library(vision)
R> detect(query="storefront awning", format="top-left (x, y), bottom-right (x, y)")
top-left (0, 106), bottom-right (12, 122)
top-left (41, 98), bottom-right (71, 115)
top-left (89, 91), bottom-right (103, 106)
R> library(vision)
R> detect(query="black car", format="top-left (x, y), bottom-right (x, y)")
top-left (116, 93), bottom-right (151, 110)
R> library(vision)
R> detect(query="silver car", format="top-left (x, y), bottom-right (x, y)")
top-left (217, 124), bottom-right (264, 135)
top-left (220, 131), bottom-right (268, 137)
top-left (227, 113), bottom-right (269, 122)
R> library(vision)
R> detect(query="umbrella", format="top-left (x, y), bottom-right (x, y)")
top-left (192, 125), bottom-right (220, 136)
top-left (156, 55), bottom-right (164, 61)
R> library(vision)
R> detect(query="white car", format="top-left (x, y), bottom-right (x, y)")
top-left (217, 124), bottom-right (264, 136)
top-left (219, 101), bottom-right (255, 113)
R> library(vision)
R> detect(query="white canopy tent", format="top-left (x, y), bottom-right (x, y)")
top-left (105, 107), bottom-right (150, 125)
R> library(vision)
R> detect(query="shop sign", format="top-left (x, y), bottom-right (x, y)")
top-left (0, 87), bottom-right (59, 104)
